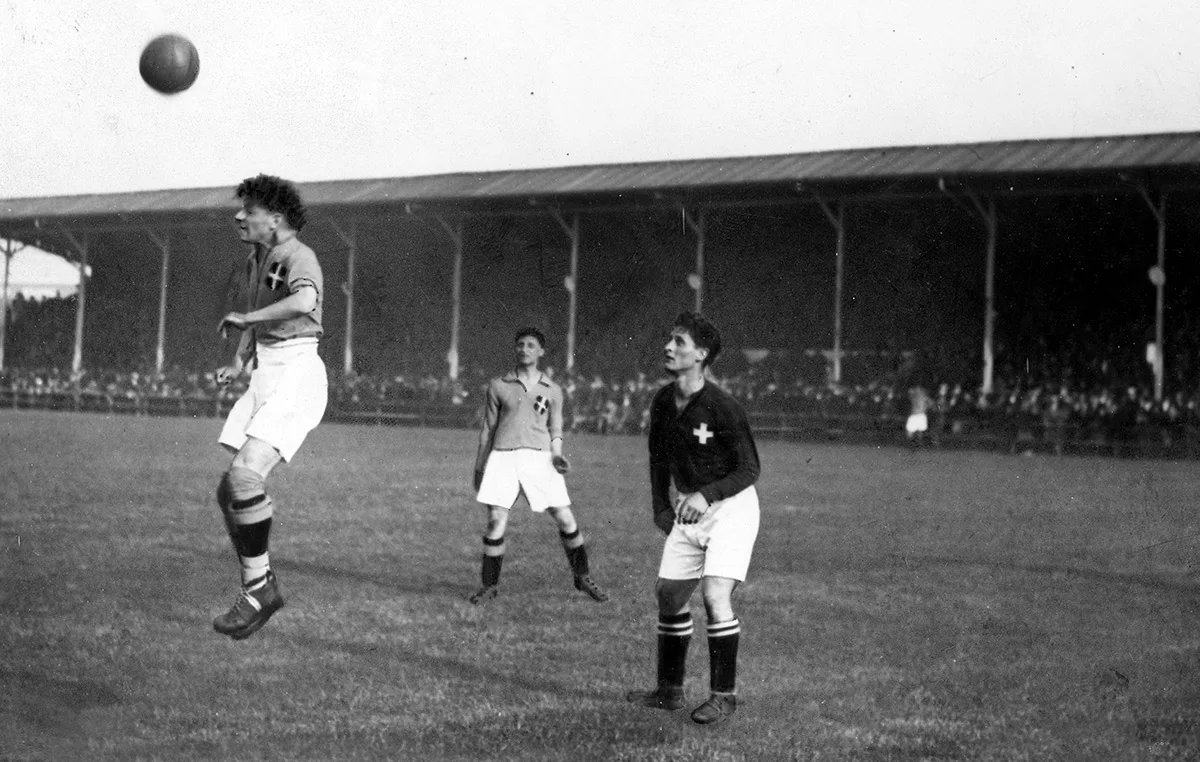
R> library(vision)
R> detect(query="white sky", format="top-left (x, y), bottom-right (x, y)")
top-left (2, 0), bottom-right (1199, 199)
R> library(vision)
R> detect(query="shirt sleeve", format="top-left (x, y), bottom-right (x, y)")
top-left (548, 385), bottom-right (564, 440)
top-left (648, 389), bottom-right (673, 515)
top-left (285, 248), bottom-right (322, 297)
top-left (697, 398), bottom-right (760, 505)
top-left (476, 381), bottom-right (501, 470)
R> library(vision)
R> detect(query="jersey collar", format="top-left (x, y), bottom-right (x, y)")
top-left (251, 234), bottom-right (301, 263)
top-left (503, 369), bottom-right (550, 388)
top-left (670, 377), bottom-right (709, 415)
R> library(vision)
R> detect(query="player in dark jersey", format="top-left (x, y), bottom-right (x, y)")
top-left (627, 312), bottom-right (761, 724)
top-left (210, 174), bottom-right (327, 641)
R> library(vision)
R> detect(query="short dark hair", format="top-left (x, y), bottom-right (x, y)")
top-left (514, 327), bottom-right (547, 348)
top-left (674, 311), bottom-right (721, 368)
top-left (235, 174), bottom-right (308, 231)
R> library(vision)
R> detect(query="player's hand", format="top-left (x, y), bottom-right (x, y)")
top-left (551, 455), bottom-right (570, 474)
top-left (215, 365), bottom-right (242, 387)
top-left (473, 469), bottom-right (484, 491)
top-left (675, 492), bottom-right (710, 525)
top-left (653, 509), bottom-right (676, 535)
top-left (218, 312), bottom-right (249, 338)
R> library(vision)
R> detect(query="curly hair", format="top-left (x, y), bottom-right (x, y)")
top-left (674, 311), bottom-right (722, 368)
top-left (235, 174), bottom-right (308, 231)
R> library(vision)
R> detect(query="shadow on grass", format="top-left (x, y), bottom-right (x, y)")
top-left (286, 626), bottom-right (608, 706)
top-left (2, 668), bottom-right (124, 761)
top-left (161, 543), bottom-right (468, 598)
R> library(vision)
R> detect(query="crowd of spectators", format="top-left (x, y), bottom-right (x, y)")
top-left (4, 360), bottom-right (1199, 457)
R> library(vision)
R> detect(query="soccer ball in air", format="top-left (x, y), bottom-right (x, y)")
top-left (139, 34), bottom-right (200, 95)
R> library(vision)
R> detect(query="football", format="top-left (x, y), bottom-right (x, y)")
top-left (139, 34), bottom-right (200, 94)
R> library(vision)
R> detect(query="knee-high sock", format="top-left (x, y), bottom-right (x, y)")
top-left (657, 612), bottom-right (693, 688)
top-left (707, 618), bottom-right (741, 694)
top-left (559, 527), bottom-right (589, 576)
top-left (229, 494), bottom-right (274, 587)
top-left (481, 535), bottom-right (505, 587)
top-left (223, 466), bottom-right (273, 587)
top-left (216, 473), bottom-right (238, 553)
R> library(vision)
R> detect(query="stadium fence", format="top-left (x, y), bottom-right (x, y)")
top-left (5, 387), bottom-right (1199, 460)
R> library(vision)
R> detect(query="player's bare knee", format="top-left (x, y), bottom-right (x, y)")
top-left (701, 578), bottom-right (738, 621)
top-left (231, 437), bottom-right (282, 478)
top-left (703, 596), bottom-right (735, 623)
top-left (485, 519), bottom-right (507, 537)
top-left (547, 506), bottom-right (577, 533)
top-left (655, 578), bottom-right (694, 614)
top-left (484, 506), bottom-right (509, 538)
top-left (226, 465), bottom-right (267, 503)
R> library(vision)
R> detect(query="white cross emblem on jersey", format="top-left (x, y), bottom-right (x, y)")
top-left (693, 422), bottom-right (713, 444)
top-left (265, 263), bottom-right (287, 291)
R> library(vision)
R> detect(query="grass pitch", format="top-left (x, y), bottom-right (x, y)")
top-left (2, 409), bottom-right (1200, 761)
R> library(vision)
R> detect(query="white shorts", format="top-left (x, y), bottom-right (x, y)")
top-left (477, 448), bottom-right (570, 512)
top-left (906, 413), bottom-right (928, 434)
top-left (659, 485), bottom-right (760, 582)
top-left (219, 339), bottom-right (328, 462)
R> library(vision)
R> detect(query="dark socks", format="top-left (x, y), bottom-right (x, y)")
top-left (657, 612), bottom-right (694, 688)
top-left (481, 535), bottom-right (505, 587)
top-left (707, 618), bottom-right (741, 694)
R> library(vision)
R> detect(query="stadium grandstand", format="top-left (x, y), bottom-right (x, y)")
top-left (4, 131), bottom-right (1200, 456)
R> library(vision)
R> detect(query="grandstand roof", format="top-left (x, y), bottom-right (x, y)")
top-left (3, 131), bottom-right (1200, 232)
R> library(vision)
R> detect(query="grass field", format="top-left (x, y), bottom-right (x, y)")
top-left (3, 409), bottom-right (1200, 761)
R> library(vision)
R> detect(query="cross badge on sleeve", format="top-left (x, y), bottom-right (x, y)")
top-left (693, 422), bottom-right (713, 444)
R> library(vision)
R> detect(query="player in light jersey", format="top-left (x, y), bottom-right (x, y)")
top-left (470, 327), bottom-right (608, 604)
top-left (210, 174), bottom-right (328, 640)
top-left (627, 312), bottom-right (761, 724)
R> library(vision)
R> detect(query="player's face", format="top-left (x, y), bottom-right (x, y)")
top-left (514, 336), bottom-right (544, 368)
top-left (664, 328), bottom-right (707, 375)
top-left (235, 202), bottom-right (281, 245)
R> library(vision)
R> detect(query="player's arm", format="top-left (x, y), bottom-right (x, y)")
top-left (219, 284), bottom-right (317, 335)
top-left (475, 383), bottom-right (500, 478)
top-left (216, 323), bottom-right (254, 386)
top-left (648, 394), bottom-right (675, 533)
top-left (549, 387), bottom-right (569, 472)
top-left (696, 402), bottom-right (761, 506)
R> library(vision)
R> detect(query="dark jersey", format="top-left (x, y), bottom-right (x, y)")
top-left (648, 379), bottom-right (760, 515)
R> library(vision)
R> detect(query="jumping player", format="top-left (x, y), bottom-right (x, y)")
top-left (627, 312), bottom-right (761, 724)
top-left (210, 174), bottom-right (327, 640)
top-left (470, 327), bottom-right (609, 604)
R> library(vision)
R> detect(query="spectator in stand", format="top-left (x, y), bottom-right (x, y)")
top-left (1041, 390), bottom-right (1070, 456)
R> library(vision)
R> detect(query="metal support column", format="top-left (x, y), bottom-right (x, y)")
top-left (145, 229), bottom-right (171, 375)
top-left (0, 238), bottom-right (25, 373)
top-left (328, 218), bottom-right (358, 377)
top-left (61, 230), bottom-right (89, 380)
top-left (434, 215), bottom-right (465, 382)
top-left (550, 211), bottom-right (580, 376)
top-left (1136, 187), bottom-right (1168, 402)
top-left (681, 207), bottom-right (705, 312)
top-left (966, 193), bottom-right (998, 397)
top-left (940, 180), bottom-right (998, 397)
top-left (813, 196), bottom-right (846, 385)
